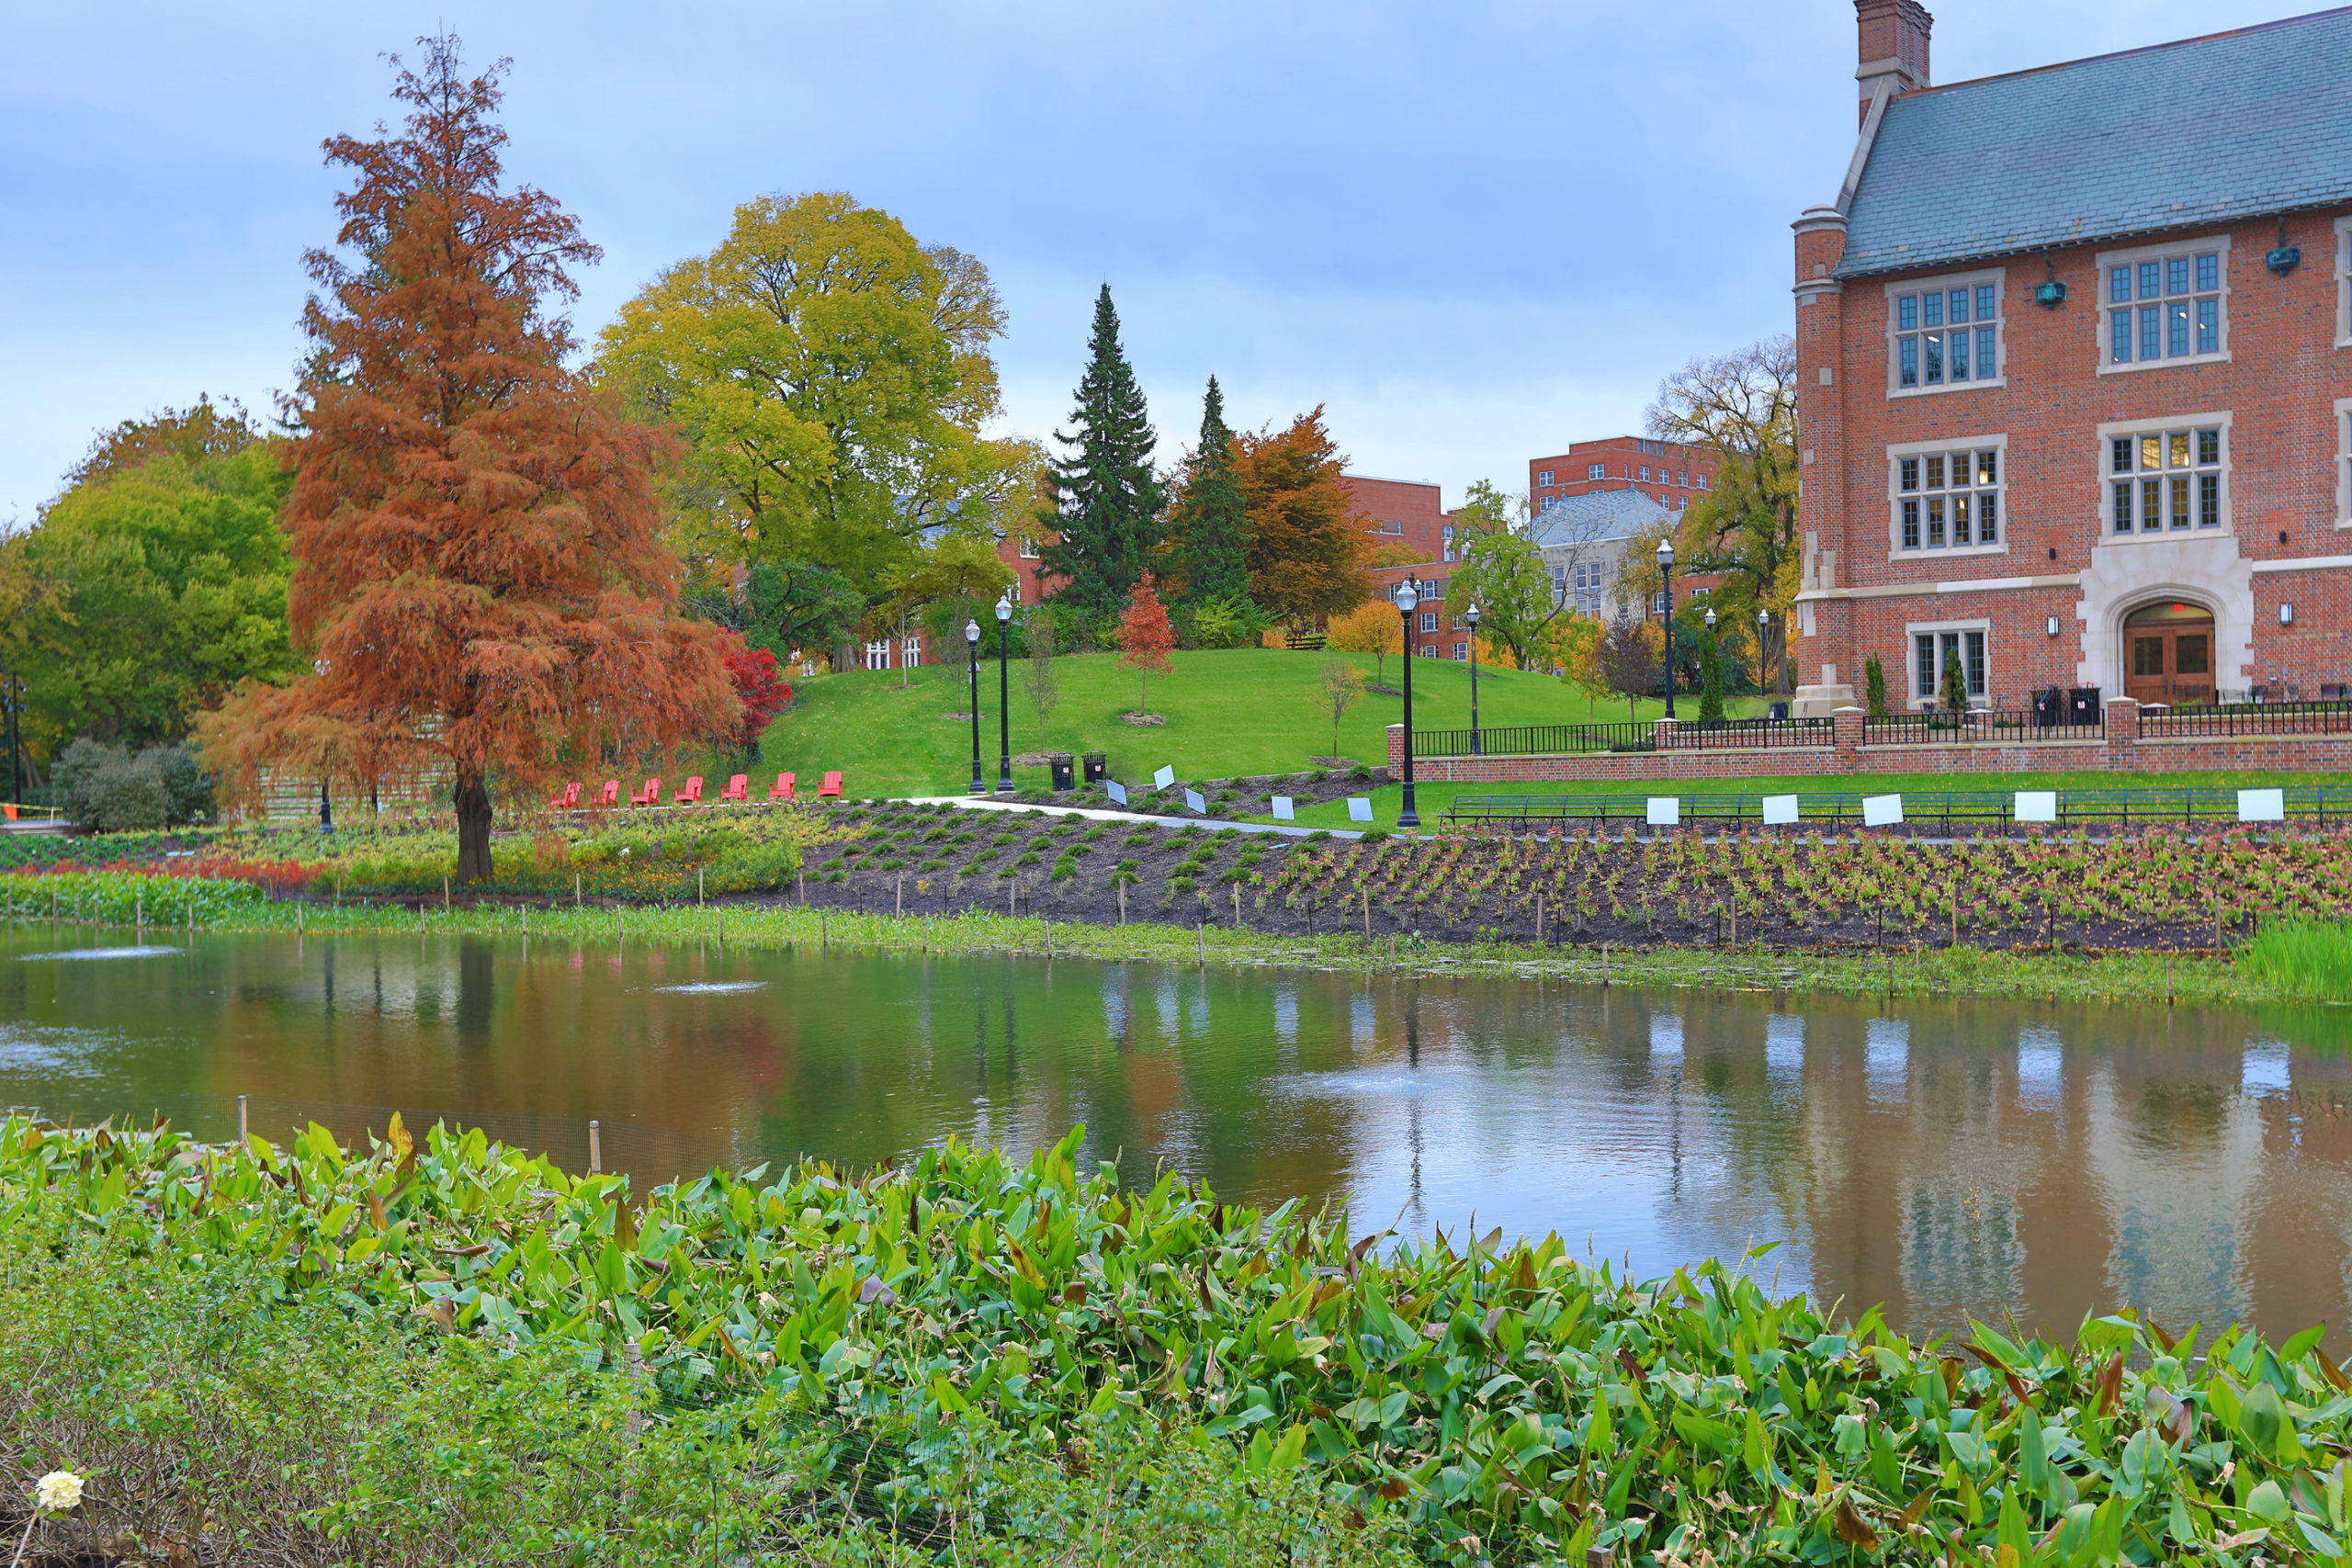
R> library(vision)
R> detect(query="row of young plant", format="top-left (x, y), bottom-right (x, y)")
top-left (13, 1113), bottom-right (2352, 1566)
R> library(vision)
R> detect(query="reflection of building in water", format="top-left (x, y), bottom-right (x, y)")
top-left (1899, 1177), bottom-right (2023, 1325)
top-left (2084, 1063), bottom-right (2263, 1333)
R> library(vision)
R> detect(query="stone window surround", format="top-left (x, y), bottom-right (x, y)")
top-left (1884, 431), bottom-right (2009, 563)
top-left (2095, 410), bottom-right (2233, 545)
top-left (2338, 397), bottom-right (2352, 529)
top-left (1902, 615), bottom-right (1992, 709)
top-left (1883, 266), bottom-right (2007, 399)
top-left (2337, 217), bottom-right (2351, 349)
top-left (2093, 234), bottom-right (2233, 377)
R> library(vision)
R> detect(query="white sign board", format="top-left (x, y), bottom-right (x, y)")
top-left (1645, 796), bottom-right (1679, 827)
top-left (1104, 780), bottom-right (1128, 806)
top-left (1183, 788), bottom-right (1207, 815)
top-left (1346, 797), bottom-right (1374, 823)
top-left (1152, 764), bottom-right (1175, 790)
top-left (2238, 787), bottom-right (2286, 823)
top-left (1760, 794), bottom-right (1799, 826)
top-left (1862, 794), bottom-right (1905, 827)
top-left (2014, 790), bottom-right (2059, 824)
top-left (1271, 795), bottom-right (1295, 821)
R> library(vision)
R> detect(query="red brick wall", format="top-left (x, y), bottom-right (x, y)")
top-left (1342, 474), bottom-right (1450, 564)
top-left (1527, 435), bottom-right (1717, 515)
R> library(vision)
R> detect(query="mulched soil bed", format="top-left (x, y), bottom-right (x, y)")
top-left (989, 765), bottom-right (1389, 820)
top-left (762, 801), bottom-right (2351, 955)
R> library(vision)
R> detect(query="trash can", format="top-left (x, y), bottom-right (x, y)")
top-left (1081, 751), bottom-right (1107, 784)
top-left (2068, 686), bottom-right (2102, 724)
top-left (1048, 753), bottom-right (1076, 792)
top-left (1768, 700), bottom-right (1790, 722)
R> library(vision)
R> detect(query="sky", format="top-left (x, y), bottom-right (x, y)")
top-left (0, 0), bottom-right (2315, 523)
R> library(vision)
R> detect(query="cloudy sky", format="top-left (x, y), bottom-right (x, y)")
top-left (0, 0), bottom-right (2304, 521)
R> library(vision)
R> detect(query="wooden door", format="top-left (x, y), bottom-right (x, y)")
top-left (2121, 604), bottom-right (2216, 704)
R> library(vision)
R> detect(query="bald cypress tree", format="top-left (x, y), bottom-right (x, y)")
top-left (1159, 376), bottom-right (1250, 609)
top-left (1038, 286), bottom-right (1163, 619)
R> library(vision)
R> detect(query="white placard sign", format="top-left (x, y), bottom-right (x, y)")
top-left (1346, 797), bottom-right (1374, 823)
top-left (2014, 790), bottom-right (2058, 824)
top-left (1104, 780), bottom-right (1128, 806)
top-left (1862, 794), bottom-right (1905, 827)
top-left (1183, 788), bottom-right (1207, 814)
top-left (1152, 764), bottom-right (1175, 790)
top-left (1761, 794), bottom-right (1799, 826)
top-left (1271, 795), bottom-right (1295, 821)
top-left (1645, 796), bottom-right (1679, 827)
top-left (2238, 787), bottom-right (2286, 823)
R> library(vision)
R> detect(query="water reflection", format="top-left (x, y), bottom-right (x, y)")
top-left (4, 925), bottom-right (2351, 1341)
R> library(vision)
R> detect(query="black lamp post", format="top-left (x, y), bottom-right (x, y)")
top-left (1396, 581), bottom-right (1420, 829)
top-left (1758, 606), bottom-right (1773, 701)
top-left (1656, 537), bottom-right (1677, 721)
top-left (994, 592), bottom-right (1013, 794)
top-left (3, 673), bottom-right (21, 814)
top-left (965, 616), bottom-right (984, 794)
top-left (312, 658), bottom-right (334, 831)
top-left (1464, 602), bottom-right (1481, 757)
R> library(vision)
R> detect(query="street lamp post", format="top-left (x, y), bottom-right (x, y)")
top-left (312, 658), bottom-right (334, 831)
top-left (965, 617), bottom-right (984, 794)
top-left (1656, 538), bottom-right (1677, 721)
top-left (1464, 603), bottom-right (1482, 756)
top-left (994, 593), bottom-right (1014, 794)
top-left (1396, 581), bottom-right (1420, 829)
top-left (1758, 606), bottom-right (1773, 703)
top-left (3, 675), bottom-right (21, 813)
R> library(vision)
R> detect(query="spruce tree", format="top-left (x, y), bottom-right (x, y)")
top-left (1159, 376), bottom-right (1250, 608)
top-left (1039, 286), bottom-right (1164, 619)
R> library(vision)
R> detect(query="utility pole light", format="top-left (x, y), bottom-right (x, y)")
top-left (1396, 581), bottom-right (1420, 829)
top-left (1656, 538), bottom-right (1677, 722)
top-left (966, 617), bottom-right (984, 795)
top-left (994, 593), bottom-right (1014, 794)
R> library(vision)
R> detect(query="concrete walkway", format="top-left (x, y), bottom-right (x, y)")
top-left (899, 795), bottom-right (1366, 840)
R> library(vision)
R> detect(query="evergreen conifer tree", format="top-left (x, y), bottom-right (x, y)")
top-left (1159, 376), bottom-right (1250, 608)
top-left (1038, 286), bottom-right (1164, 619)
top-left (1864, 652), bottom-right (1889, 717)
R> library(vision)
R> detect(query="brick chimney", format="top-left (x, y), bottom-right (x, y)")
top-left (1855, 0), bottom-right (1931, 122)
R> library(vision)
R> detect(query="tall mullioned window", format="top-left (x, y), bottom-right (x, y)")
top-left (2108, 426), bottom-right (2222, 535)
top-left (2102, 243), bottom-right (2225, 368)
top-left (1895, 446), bottom-right (2002, 552)
top-left (1891, 276), bottom-right (2002, 392)
top-left (1914, 630), bottom-right (1986, 703)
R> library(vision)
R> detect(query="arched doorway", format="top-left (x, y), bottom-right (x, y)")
top-left (2122, 600), bottom-right (2216, 705)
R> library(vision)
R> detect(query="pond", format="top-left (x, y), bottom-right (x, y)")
top-left (6, 923), bottom-right (2351, 1342)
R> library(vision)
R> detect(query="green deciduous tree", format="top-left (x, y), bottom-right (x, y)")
top-left (1442, 529), bottom-right (1562, 671)
top-left (1039, 286), bottom-right (1164, 619)
top-left (1159, 377), bottom-right (1250, 610)
top-left (1447, 479), bottom-right (1519, 547)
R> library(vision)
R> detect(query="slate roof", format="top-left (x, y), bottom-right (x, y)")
top-left (1837, 6), bottom-right (2352, 278)
top-left (1527, 487), bottom-right (1673, 550)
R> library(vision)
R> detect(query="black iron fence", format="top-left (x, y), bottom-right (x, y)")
top-left (1657, 717), bottom-right (1834, 750)
top-left (1442, 786), bottom-right (2352, 834)
top-left (1862, 710), bottom-right (2107, 746)
top-left (1410, 722), bottom-right (1655, 758)
top-left (2138, 699), bottom-right (2352, 739)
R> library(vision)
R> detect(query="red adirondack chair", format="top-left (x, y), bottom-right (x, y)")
top-left (673, 775), bottom-right (705, 807)
top-left (630, 777), bottom-right (662, 807)
top-left (770, 773), bottom-right (796, 802)
top-left (597, 780), bottom-right (621, 808)
top-left (818, 771), bottom-right (844, 799)
top-left (719, 774), bottom-right (749, 803)
top-left (548, 782), bottom-right (581, 810)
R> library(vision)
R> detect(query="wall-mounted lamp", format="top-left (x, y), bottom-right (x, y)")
top-left (2033, 257), bottom-right (2068, 309)
top-left (2046, 615), bottom-right (2061, 637)
top-left (2267, 216), bottom-right (2301, 278)
top-left (2280, 603), bottom-right (2295, 626)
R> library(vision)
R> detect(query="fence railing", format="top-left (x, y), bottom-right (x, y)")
top-left (1442, 785), bottom-right (2352, 833)
top-left (1410, 722), bottom-right (1655, 757)
top-left (2138, 700), bottom-right (2352, 739)
top-left (1863, 710), bottom-right (2106, 746)
top-left (1657, 717), bottom-right (1834, 750)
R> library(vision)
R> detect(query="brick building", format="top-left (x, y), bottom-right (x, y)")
top-left (1340, 473), bottom-right (1477, 659)
top-left (1528, 436), bottom-right (1716, 516)
top-left (1790, 2), bottom-right (2352, 717)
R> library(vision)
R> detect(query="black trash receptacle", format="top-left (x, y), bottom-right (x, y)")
top-left (1049, 753), bottom-right (1076, 792)
top-left (1768, 700), bottom-right (1790, 721)
top-left (2068, 686), bottom-right (2102, 725)
top-left (1081, 751), bottom-right (1107, 784)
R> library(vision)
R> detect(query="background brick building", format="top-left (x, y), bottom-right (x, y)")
top-left (1528, 436), bottom-right (1716, 517)
top-left (1791, 2), bottom-right (2352, 716)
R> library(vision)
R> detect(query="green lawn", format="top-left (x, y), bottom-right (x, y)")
top-left (748, 648), bottom-right (1757, 798)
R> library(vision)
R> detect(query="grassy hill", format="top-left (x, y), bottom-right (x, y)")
top-left (749, 647), bottom-right (1747, 799)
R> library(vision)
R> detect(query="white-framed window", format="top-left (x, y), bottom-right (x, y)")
top-left (1909, 625), bottom-right (1988, 705)
top-left (2335, 399), bottom-right (2351, 529)
top-left (1676, 471), bottom-right (1688, 487)
top-left (1697, 473), bottom-right (1710, 491)
top-left (1586, 462), bottom-right (1605, 480)
top-left (1886, 269), bottom-right (2005, 395)
top-left (1017, 534), bottom-right (1040, 559)
top-left (1890, 434), bottom-right (2005, 558)
top-left (1453, 641), bottom-right (1469, 660)
top-left (1673, 495), bottom-right (1687, 510)
top-left (864, 640), bottom-right (891, 671)
top-left (1419, 610), bottom-right (1439, 633)
top-left (2098, 412), bottom-right (2230, 539)
top-left (1572, 561), bottom-right (1605, 615)
top-left (1650, 590), bottom-right (1669, 616)
top-left (1419, 644), bottom-right (1441, 658)
top-left (902, 636), bottom-right (922, 667)
top-left (1537, 468), bottom-right (1555, 486)
top-left (2336, 218), bottom-right (2351, 348)
top-left (1637, 466), bottom-right (1651, 482)
top-left (1442, 524), bottom-right (1456, 560)
top-left (2098, 237), bottom-right (2228, 372)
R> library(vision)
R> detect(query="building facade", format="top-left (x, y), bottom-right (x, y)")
top-left (1528, 436), bottom-right (1716, 516)
top-left (1792, 1), bottom-right (2352, 716)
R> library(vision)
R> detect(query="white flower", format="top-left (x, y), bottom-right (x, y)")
top-left (35, 1471), bottom-right (83, 1512)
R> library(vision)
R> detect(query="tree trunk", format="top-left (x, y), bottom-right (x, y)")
top-left (455, 772), bottom-right (493, 885)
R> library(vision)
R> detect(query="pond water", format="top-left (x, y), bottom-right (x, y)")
top-left (6, 924), bottom-right (2352, 1342)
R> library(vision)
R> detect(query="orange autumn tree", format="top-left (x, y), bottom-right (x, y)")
top-left (200, 35), bottom-right (735, 882)
top-left (1118, 571), bottom-right (1176, 719)
top-left (1237, 405), bottom-right (1370, 635)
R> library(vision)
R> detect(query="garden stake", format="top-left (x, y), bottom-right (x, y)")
top-left (236, 1095), bottom-right (247, 1141)
top-left (1363, 890), bottom-right (1370, 937)
top-left (895, 875), bottom-right (903, 918)
top-left (1232, 886), bottom-right (1241, 927)
top-left (2166, 953), bottom-right (2175, 1005)
top-left (522, 904), bottom-right (529, 935)
top-left (821, 914), bottom-right (829, 951)
top-left (443, 875), bottom-right (450, 910)
top-left (296, 901), bottom-right (302, 937)
top-left (575, 873), bottom-right (582, 907)
top-left (1118, 883), bottom-right (1126, 924)
top-left (1197, 922), bottom-right (1205, 966)
top-left (136, 893), bottom-right (142, 937)
top-left (698, 868), bottom-right (705, 906)
top-left (589, 1120), bottom-right (602, 1175)
top-left (1601, 942), bottom-right (1610, 985)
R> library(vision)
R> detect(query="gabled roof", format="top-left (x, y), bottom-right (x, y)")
top-left (1837, 6), bottom-right (2352, 279)
top-left (1528, 487), bottom-right (1671, 551)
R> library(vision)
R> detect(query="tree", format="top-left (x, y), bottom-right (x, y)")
top-left (722, 639), bottom-right (792, 759)
top-left (59, 394), bottom-right (269, 497)
top-left (1316, 656), bottom-right (1363, 760)
top-left (1021, 610), bottom-right (1060, 745)
top-left (1326, 599), bottom-right (1403, 686)
top-left (1598, 615), bottom-right (1660, 722)
top-left (1555, 615), bottom-right (1610, 717)
top-left (1645, 337), bottom-right (1798, 694)
top-left (1697, 634), bottom-right (1725, 723)
top-left (1159, 377), bottom-right (1250, 608)
top-left (1237, 407), bottom-right (1368, 630)
top-left (726, 559), bottom-right (865, 669)
top-left (198, 35), bottom-right (736, 883)
top-left (1117, 571), bottom-right (1175, 719)
top-left (598, 193), bottom-right (1038, 598)
top-left (876, 534), bottom-right (1012, 688)
top-left (1864, 652), bottom-right (1890, 717)
top-left (1447, 479), bottom-right (1520, 546)
top-left (1939, 646), bottom-right (1970, 716)
top-left (1442, 529), bottom-right (1563, 671)
top-left (1038, 286), bottom-right (1164, 618)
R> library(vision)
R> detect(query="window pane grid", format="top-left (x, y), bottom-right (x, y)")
top-left (1894, 447), bottom-right (2001, 553)
top-left (2108, 426), bottom-right (2222, 535)
top-left (1893, 278), bottom-right (2000, 390)
top-left (2106, 250), bottom-right (2223, 365)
